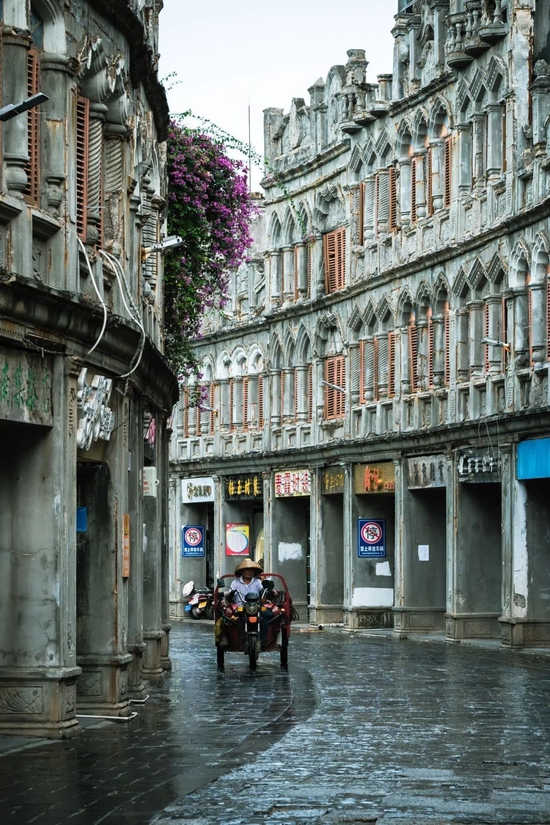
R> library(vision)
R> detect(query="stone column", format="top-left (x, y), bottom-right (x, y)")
top-left (414, 150), bottom-right (427, 219)
top-left (86, 103), bottom-right (107, 247)
top-left (486, 296), bottom-right (505, 374)
top-left (270, 250), bottom-right (282, 305)
top-left (159, 420), bottom-right (172, 672)
top-left (127, 394), bottom-right (146, 699)
top-left (349, 343), bottom-right (361, 407)
top-left (499, 444), bottom-right (528, 646)
top-left (219, 378), bottom-right (230, 430)
top-left (282, 245), bottom-right (294, 303)
top-left (456, 308), bottom-right (470, 382)
top-left (270, 370), bottom-right (282, 426)
top-left (296, 242), bottom-right (308, 299)
top-left (295, 365), bottom-right (309, 423)
top-left (430, 138), bottom-right (444, 212)
top-left (529, 283), bottom-right (546, 365)
top-left (282, 368), bottom-right (295, 423)
top-left (232, 377), bottom-right (243, 430)
top-left (485, 103), bottom-right (503, 178)
top-left (416, 320), bottom-right (429, 391)
top-left (2, 32), bottom-right (30, 199)
top-left (457, 124), bottom-right (473, 195)
top-left (399, 158), bottom-right (412, 226)
top-left (468, 300), bottom-right (485, 376)
top-left (142, 414), bottom-right (165, 685)
top-left (432, 315), bottom-right (445, 388)
top-left (363, 176), bottom-right (376, 240)
top-left (472, 113), bottom-right (486, 190)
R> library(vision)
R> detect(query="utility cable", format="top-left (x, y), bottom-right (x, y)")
top-left (78, 236), bottom-right (108, 359)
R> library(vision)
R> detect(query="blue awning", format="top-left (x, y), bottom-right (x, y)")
top-left (517, 438), bottom-right (550, 480)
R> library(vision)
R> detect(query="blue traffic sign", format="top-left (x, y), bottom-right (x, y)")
top-left (358, 518), bottom-right (386, 558)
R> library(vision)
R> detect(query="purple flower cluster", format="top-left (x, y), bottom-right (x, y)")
top-left (164, 121), bottom-right (258, 376)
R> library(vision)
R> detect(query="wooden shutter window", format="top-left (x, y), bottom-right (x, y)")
top-left (484, 303), bottom-right (490, 373)
top-left (243, 377), bottom-right (249, 431)
top-left (209, 384), bottom-right (216, 435)
top-left (411, 158), bottom-right (417, 224)
top-left (428, 310), bottom-right (435, 388)
top-left (389, 167), bottom-right (398, 232)
top-left (444, 135), bottom-right (452, 208)
top-left (76, 96), bottom-right (90, 240)
top-left (324, 356), bottom-right (346, 419)
top-left (388, 332), bottom-right (396, 398)
top-left (426, 147), bottom-right (433, 217)
top-left (23, 50), bottom-right (40, 203)
top-left (307, 241), bottom-right (313, 298)
top-left (324, 228), bottom-right (346, 293)
top-left (359, 341), bottom-right (365, 404)
top-left (258, 375), bottom-right (264, 429)
top-left (373, 338), bottom-right (380, 401)
top-left (229, 378), bottom-right (235, 432)
top-left (408, 320), bottom-right (418, 393)
top-left (293, 369), bottom-right (299, 421)
top-left (308, 363), bottom-right (313, 422)
top-left (444, 303), bottom-right (451, 385)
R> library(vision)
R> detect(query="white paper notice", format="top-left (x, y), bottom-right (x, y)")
top-left (418, 544), bottom-right (430, 561)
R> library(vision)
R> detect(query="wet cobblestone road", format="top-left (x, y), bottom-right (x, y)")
top-left (1, 621), bottom-right (550, 824)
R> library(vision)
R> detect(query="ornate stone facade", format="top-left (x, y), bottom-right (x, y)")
top-left (170, 0), bottom-right (550, 647)
top-left (0, 0), bottom-right (177, 737)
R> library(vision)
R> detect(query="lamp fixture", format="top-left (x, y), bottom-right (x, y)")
top-left (320, 380), bottom-right (346, 393)
top-left (0, 92), bottom-right (49, 122)
top-left (141, 235), bottom-right (184, 261)
top-left (481, 337), bottom-right (510, 351)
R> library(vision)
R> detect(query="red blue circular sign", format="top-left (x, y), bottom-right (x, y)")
top-left (360, 521), bottom-right (383, 545)
top-left (184, 527), bottom-right (202, 546)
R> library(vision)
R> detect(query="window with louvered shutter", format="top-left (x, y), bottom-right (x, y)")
top-left (375, 170), bottom-right (390, 234)
top-left (243, 377), bottom-right (249, 431)
top-left (427, 310), bottom-right (435, 388)
top-left (258, 375), bottom-right (264, 429)
top-left (411, 158), bottom-right (417, 224)
top-left (444, 303), bottom-right (450, 385)
top-left (209, 384), bottom-right (216, 435)
top-left (23, 50), bottom-right (40, 204)
top-left (280, 371), bottom-right (285, 419)
top-left (229, 378), bottom-right (235, 432)
top-left (389, 167), bottom-right (398, 231)
top-left (76, 97), bottom-right (90, 240)
top-left (426, 147), bottom-right (433, 217)
top-left (307, 241), bottom-right (313, 298)
top-left (324, 356), bottom-right (346, 419)
top-left (484, 303), bottom-right (490, 372)
top-left (354, 183), bottom-right (365, 245)
top-left (324, 228), bottom-right (346, 293)
top-left (293, 369), bottom-right (298, 421)
top-left (308, 364), bottom-right (313, 422)
top-left (408, 321), bottom-right (418, 393)
top-left (373, 338), bottom-right (380, 401)
top-left (388, 332), bottom-right (396, 398)
top-left (360, 340), bottom-right (375, 404)
top-left (444, 136), bottom-right (452, 208)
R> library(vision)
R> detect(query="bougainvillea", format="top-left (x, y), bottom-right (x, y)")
top-left (164, 119), bottom-right (256, 378)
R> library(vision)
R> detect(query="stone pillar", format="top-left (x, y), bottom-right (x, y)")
top-left (472, 113), bottom-right (486, 189)
top-left (313, 233), bottom-right (325, 299)
top-left (399, 158), bottom-right (412, 226)
top-left (512, 287), bottom-right (530, 369)
top-left (270, 370), bottom-right (282, 426)
top-left (86, 103), bottom-right (107, 247)
top-left (295, 365), bottom-right (309, 423)
top-left (430, 138), bottom-right (444, 212)
top-left (486, 103), bottom-right (503, 178)
top-left (457, 124), bottom-right (473, 195)
top-left (349, 343), bottom-right (361, 407)
top-left (500, 445), bottom-right (528, 646)
top-left (282, 245), bottom-right (294, 302)
top-left (232, 377), bottom-right (243, 430)
top-left (142, 414), bottom-right (165, 685)
top-left (2, 32), bottom-right (30, 199)
top-left (416, 320), bottom-right (429, 391)
top-left (41, 55), bottom-right (73, 220)
top-left (219, 378), bottom-right (230, 430)
top-left (468, 300), bottom-right (485, 376)
top-left (310, 468), bottom-right (345, 624)
top-left (159, 421), bottom-right (172, 672)
top-left (282, 368), bottom-right (295, 422)
top-left (486, 296), bottom-right (505, 373)
top-left (127, 394), bottom-right (146, 698)
top-left (432, 315), bottom-right (445, 388)
top-left (270, 250), bottom-right (282, 305)
top-left (296, 242), bottom-right (308, 299)
top-left (415, 150), bottom-right (427, 219)
top-left (456, 308), bottom-right (470, 382)
top-left (363, 176), bottom-right (376, 240)
top-left (529, 283), bottom-right (546, 364)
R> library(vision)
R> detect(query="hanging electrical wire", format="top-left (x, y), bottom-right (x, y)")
top-left (78, 236), bottom-right (108, 359)
top-left (99, 249), bottom-right (147, 379)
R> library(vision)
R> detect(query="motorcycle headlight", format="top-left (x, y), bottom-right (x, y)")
top-left (246, 602), bottom-right (259, 615)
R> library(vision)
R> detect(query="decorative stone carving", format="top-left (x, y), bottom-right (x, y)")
top-left (0, 687), bottom-right (43, 715)
top-left (76, 369), bottom-right (115, 451)
top-left (76, 671), bottom-right (102, 696)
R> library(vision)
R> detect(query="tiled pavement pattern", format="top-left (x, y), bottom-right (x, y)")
top-left (1, 622), bottom-right (550, 824)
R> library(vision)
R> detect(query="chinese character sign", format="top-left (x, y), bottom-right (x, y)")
top-left (182, 525), bottom-right (206, 558)
top-left (0, 347), bottom-right (52, 426)
top-left (225, 475), bottom-right (262, 500)
top-left (274, 470), bottom-right (311, 497)
top-left (353, 463), bottom-right (395, 494)
top-left (358, 519), bottom-right (386, 558)
top-left (225, 523), bottom-right (250, 556)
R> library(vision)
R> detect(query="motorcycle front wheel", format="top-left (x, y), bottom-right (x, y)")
top-left (205, 603), bottom-right (214, 620)
top-left (247, 635), bottom-right (259, 670)
top-left (216, 645), bottom-right (225, 670)
top-left (190, 605), bottom-right (202, 619)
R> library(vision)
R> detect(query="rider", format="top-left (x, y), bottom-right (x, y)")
top-left (228, 558), bottom-right (263, 604)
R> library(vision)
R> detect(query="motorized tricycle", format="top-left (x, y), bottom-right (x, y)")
top-left (214, 573), bottom-right (292, 671)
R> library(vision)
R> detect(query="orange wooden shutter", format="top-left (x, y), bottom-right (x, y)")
top-left (258, 375), bottom-right (264, 428)
top-left (308, 363), bottom-right (313, 422)
top-left (389, 167), bottom-right (397, 231)
top-left (426, 147), bottom-right (433, 216)
top-left (428, 310), bottom-right (434, 388)
top-left (336, 228), bottom-right (346, 289)
top-left (307, 241), bottom-right (313, 298)
top-left (324, 231), bottom-right (337, 293)
top-left (358, 182), bottom-right (365, 246)
top-left (209, 383), bottom-right (216, 435)
top-left (76, 97), bottom-right (90, 240)
top-left (243, 377), bottom-right (249, 431)
top-left (411, 158), bottom-right (417, 224)
top-left (444, 303), bottom-right (450, 385)
top-left (444, 136), bottom-right (452, 208)
top-left (484, 303), bottom-right (490, 372)
top-left (23, 50), bottom-right (40, 203)
top-left (388, 332), bottom-right (396, 398)
top-left (324, 357), bottom-right (345, 419)
top-left (229, 378), bottom-right (235, 431)
top-left (408, 321), bottom-right (418, 393)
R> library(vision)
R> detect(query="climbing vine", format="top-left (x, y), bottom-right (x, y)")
top-left (164, 118), bottom-right (257, 380)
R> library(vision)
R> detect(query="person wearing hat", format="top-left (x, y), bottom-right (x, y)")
top-left (228, 558), bottom-right (263, 605)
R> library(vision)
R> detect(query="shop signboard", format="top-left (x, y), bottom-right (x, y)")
top-left (225, 474), bottom-right (262, 500)
top-left (182, 477), bottom-right (215, 503)
top-left (358, 518), bottom-right (386, 558)
top-left (408, 455), bottom-right (446, 489)
top-left (354, 462), bottom-right (395, 494)
top-left (0, 346), bottom-right (53, 426)
top-left (517, 438), bottom-right (550, 479)
top-left (182, 525), bottom-right (206, 557)
top-left (225, 523), bottom-right (250, 556)
top-left (457, 449), bottom-right (500, 483)
top-left (143, 467), bottom-right (157, 497)
top-left (322, 468), bottom-right (345, 495)
top-left (275, 469), bottom-right (311, 497)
